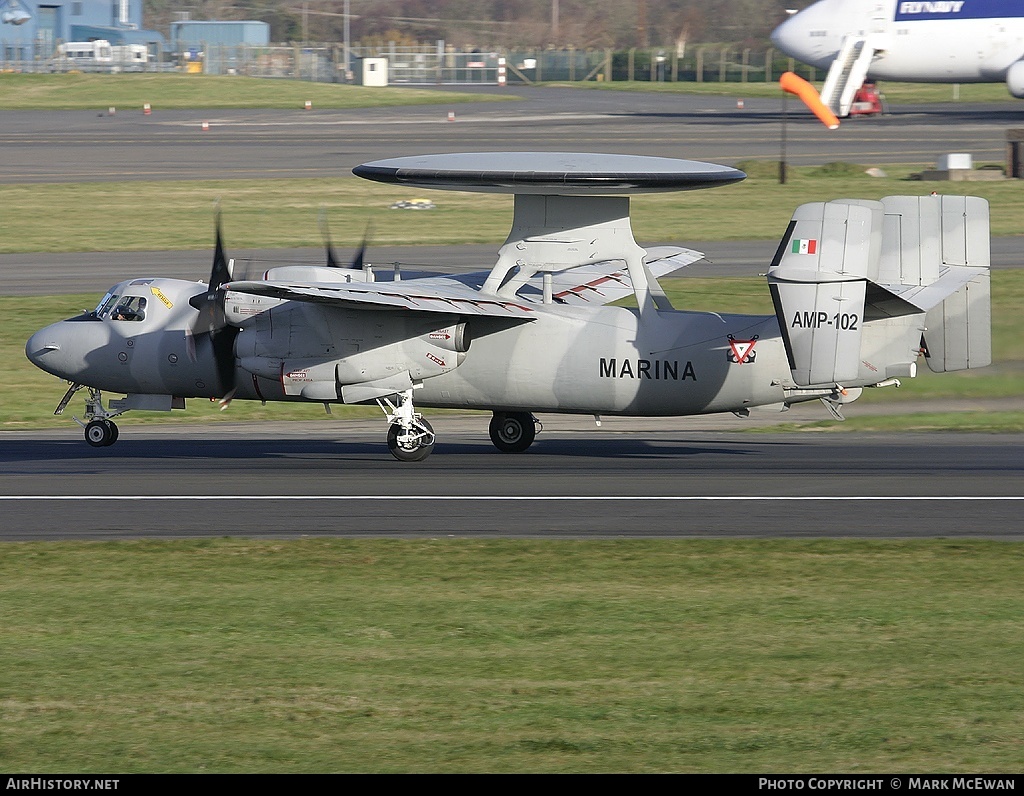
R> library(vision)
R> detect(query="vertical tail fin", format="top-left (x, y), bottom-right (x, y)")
top-left (767, 201), bottom-right (874, 385)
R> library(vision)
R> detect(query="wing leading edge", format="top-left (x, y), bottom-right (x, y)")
top-left (224, 278), bottom-right (538, 318)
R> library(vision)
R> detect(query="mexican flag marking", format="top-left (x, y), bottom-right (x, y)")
top-left (792, 238), bottom-right (817, 255)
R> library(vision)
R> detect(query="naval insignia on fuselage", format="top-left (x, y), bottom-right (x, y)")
top-left (726, 334), bottom-right (758, 364)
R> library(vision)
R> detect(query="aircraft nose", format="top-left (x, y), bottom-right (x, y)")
top-left (771, 14), bottom-right (804, 58)
top-left (26, 324), bottom-right (64, 372)
top-left (26, 320), bottom-right (99, 380)
top-left (771, 1), bottom-right (841, 67)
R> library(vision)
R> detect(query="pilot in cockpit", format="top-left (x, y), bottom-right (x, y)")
top-left (111, 296), bottom-right (147, 322)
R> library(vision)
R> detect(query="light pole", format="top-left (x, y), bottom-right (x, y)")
top-left (780, 90), bottom-right (788, 185)
top-left (344, 0), bottom-right (351, 82)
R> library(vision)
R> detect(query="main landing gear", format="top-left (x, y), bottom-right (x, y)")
top-left (56, 384), bottom-right (124, 448)
top-left (378, 388), bottom-right (436, 462)
top-left (375, 392), bottom-right (542, 462)
top-left (489, 411), bottom-right (540, 453)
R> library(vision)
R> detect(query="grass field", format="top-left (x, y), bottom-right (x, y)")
top-left (2, 165), bottom-right (1022, 254)
top-left (0, 73), bottom-right (508, 110)
top-left (2, 538), bottom-right (1023, 773)
top-left (0, 73), bottom-right (1012, 110)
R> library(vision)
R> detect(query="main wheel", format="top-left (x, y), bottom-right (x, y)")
top-left (489, 412), bottom-right (536, 453)
top-left (85, 419), bottom-right (117, 448)
top-left (387, 419), bottom-right (434, 462)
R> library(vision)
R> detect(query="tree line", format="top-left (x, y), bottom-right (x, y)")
top-left (145, 0), bottom-right (810, 49)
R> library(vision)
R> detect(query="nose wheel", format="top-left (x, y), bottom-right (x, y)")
top-left (69, 387), bottom-right (125, 448)
top-left (84, 419), bottom-right (119, 447)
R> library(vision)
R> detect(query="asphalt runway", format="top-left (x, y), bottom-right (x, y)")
top-left (5, 85), bottom-right (1022, 542)
top-left (1, 417), bottom-right (1022, 541)
top-left (1, 86), bottom-right (1020, 183)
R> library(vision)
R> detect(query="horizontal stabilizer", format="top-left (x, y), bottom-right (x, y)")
top-left (869, 265), bottom-right (987, 317)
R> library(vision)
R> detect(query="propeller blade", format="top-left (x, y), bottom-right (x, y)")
top-left (320, 211), bottom-right (373, 272)
top-left (187, 209), bottom-right (239, 401)
top-left (319, 208), bottom-right (342, 269)
top-left (209, 208), bottom-right (232, 292)
top-left (210, 325), bottom-right (238, 407)
top-left (350, 221), bottom-right (374, 271)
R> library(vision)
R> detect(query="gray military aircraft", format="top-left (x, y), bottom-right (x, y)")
top-left (26, 152), bottom-right (991, 461)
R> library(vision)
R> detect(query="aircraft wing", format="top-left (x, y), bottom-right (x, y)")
top-left (517, 245), bottom-right (705, 307)
top-left (224, 278), bottom-right (540, 319)
top-left (225, 246), bottom-right (703, 316)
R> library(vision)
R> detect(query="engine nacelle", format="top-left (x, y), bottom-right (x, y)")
top-left (421, 321), bottom-right (471, 354)
top-left (234, 301), bottom-right (471, 401)
top-left (1007, 60), bottom-right (1024, 99)
top-left (281, 359), bottom-right (341, 400)
top-left (237, 315), bottom-right (471, 401)
top-left (261, 265), bottom-right (368, 283)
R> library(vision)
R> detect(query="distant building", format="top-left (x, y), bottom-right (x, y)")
top-left (0, 0), bottom-right (164, 62)
top-left (171, 21), bottom-right (270, 53)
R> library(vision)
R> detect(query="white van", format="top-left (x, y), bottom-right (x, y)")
top-left (55, 40), bottom-right (150, 72)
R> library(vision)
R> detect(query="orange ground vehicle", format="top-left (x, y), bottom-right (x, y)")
top-left (849, 81), bottom-right (883, 116)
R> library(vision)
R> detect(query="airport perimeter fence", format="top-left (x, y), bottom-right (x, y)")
top-left (1, 41), bottom-right (820, 85)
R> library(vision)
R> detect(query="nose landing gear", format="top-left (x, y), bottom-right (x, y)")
top-left (84, 418), bottom-right (119, 447)
top-left (57, 385), bottom-right (125, 448)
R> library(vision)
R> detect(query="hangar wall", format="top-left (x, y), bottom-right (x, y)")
top-left (0, 0), bottom-right (162, 61)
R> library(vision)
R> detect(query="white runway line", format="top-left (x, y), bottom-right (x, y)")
top-left (1, 496), bottom-right (1022, 502)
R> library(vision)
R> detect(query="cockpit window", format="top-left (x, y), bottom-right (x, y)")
top-left (109, 295), bottom-right (148, 322)
top-left (95, 292), bottom-right (120, 317)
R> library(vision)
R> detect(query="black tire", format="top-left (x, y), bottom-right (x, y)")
top-left (489, 412), bottom-right (536, 453)
top-left (387, 419), bottom-right (434, 462)
top-left (104, 421), bottom-right (119, 446)
top-left (85, 419), bottom-right (115, 448)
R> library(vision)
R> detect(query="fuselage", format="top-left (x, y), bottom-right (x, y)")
top-left (26, 276), bottom-right (808, 418)
top-left (772, 0), bottom-right (1024, 83)
top-left (415, 306), bottom-right (789, 416)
